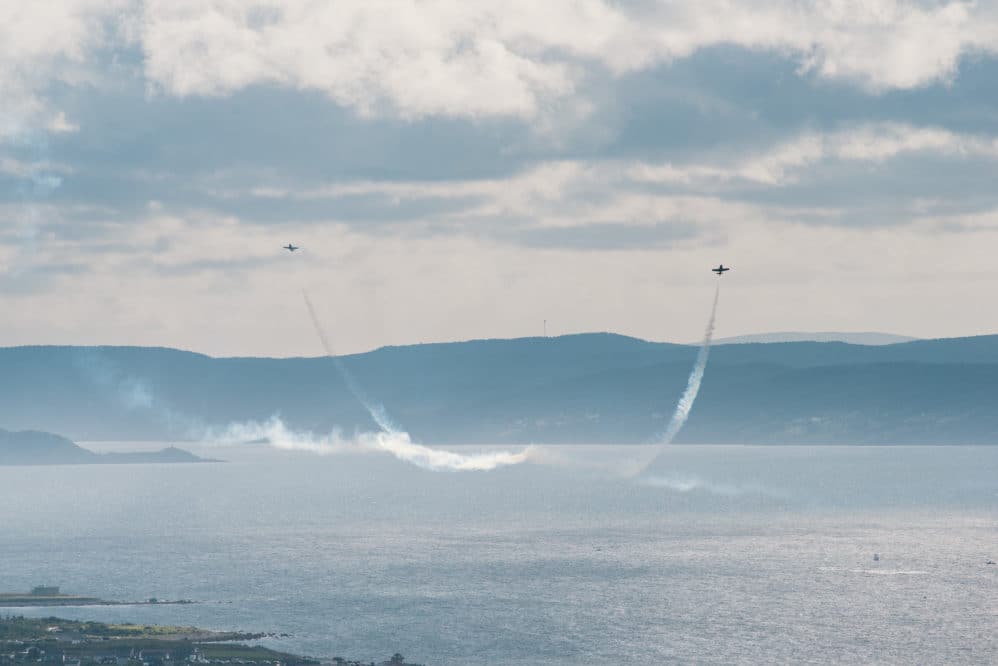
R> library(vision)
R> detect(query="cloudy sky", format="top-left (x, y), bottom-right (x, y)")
top-left (4, 1), bottom-right (998, 356)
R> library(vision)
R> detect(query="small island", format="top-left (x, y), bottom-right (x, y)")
top-left (0, 616), bottom-right (421, 666)
top-left (0, 430), bottom-right (218, 466)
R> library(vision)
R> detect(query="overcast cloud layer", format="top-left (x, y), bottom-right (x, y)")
top-left (4, 1), bottom-right (998, 356)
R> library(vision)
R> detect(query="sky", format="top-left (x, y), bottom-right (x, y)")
top-left (4, 1), bottom-right (998, 357)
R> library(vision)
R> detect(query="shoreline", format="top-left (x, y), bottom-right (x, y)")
top-left (0, 615), bottom-right (422, 666)
top-left (0, 596), bottom-right (196, 609)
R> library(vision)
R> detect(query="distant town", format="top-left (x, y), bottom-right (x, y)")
top-left (1, 609), bottom-right (422, 666)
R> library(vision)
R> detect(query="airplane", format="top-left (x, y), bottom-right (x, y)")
top-left (712, 264), bottom-right (730, 275)
top-left (283, 244), bottom-right (299, 252)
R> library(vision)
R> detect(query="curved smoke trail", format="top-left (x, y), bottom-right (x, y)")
top-left (297, 290), bottom-right (531, 471)
top-left (302, 290), bottom-right (400, 433)
top-left (634, 284), bottom-right (720, 475)
top-left (661, 284), bottom-right (719, 444)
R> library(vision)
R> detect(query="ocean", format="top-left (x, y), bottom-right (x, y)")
top-left (1, 444), bottom-right (996, 664)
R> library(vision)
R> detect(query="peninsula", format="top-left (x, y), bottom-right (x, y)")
top-left (0, 430), bottom-right (217, 466)
top-left (0, 615), bottom-right (421, 666)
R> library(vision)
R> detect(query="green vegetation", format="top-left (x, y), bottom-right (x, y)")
top-left (0, 616), bottom-right (421, 666)
top-left (0, 616), bottom-right (311, 666)
top-left (103, 624), bottom-right (200, 638)
top-left (0, 617), bottom-right (256, 643)
top-left (0, 616), bottom-right (54, 640)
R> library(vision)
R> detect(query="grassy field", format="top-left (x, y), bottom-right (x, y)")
top-left (1, 617), bottom-right (316, 665)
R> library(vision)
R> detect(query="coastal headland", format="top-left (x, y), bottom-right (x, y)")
top-left (0, 616), bottom-right (421, 666)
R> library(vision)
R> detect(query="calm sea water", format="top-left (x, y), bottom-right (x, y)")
top-left (1, 444), bottom-right (996, 664)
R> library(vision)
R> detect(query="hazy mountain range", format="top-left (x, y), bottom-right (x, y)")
top-left (2, 333), bottom-right (998, 445)
top-left (711, 331), bottom-right (920, 346)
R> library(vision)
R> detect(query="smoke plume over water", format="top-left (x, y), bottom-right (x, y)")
top-left (69, 292), bottom-right (533, 472)
top-left (212, 416), bottom-right (534, 472)
top-left (633, 284), bottom-right (720, 476)
top-left (295, 290), bottom-right (532, 471)
top-left (639, 474), bottom-right (787, 498)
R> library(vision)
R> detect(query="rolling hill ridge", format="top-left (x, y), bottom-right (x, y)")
top-left (2, 333), bottom-right (998, 445)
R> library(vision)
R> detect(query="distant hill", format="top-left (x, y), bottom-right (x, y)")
top-left (711, 331), bottom-right (920, 346)
top-left (0, 430), bottom-right (96, 465)
top-left (0, 428), bottom-right (215, 466)
top-left (2, 334), bottom-right (998, 445)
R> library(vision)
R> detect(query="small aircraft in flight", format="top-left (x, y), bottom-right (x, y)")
top-left (283, 244), bottom-right (299, 252)
top-left (712, 264), bottom-right (730, 275)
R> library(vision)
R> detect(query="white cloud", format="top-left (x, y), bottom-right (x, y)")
top-left (0, 0), bottom-right (128, 138)
top-left (202, 158), bottom-right (768, 239)
top-left (4, 3), bottom-right (998, 358)
top-left (8, 199), bottom-right (998, 355)
top-left (204, 160), bottom-right (609, 227)
top-left (632, 123), bottom-right (998, 186)
top-left (619, 1), bottom-right (997, 92)
top-left (139, 0), bottom-right (575, 119)
top-left (203, 123), bottom-right (998, 222)
top-left (135, 1), bottom-right (998, 120)
top-left (0, 156), bottom-right (72, 179)
top-left (4, 1), bottom-right (998, 126)
top-left (47, 111), bottom-right (80, 134)
top-left (829, 123), bottom-right (998, 161)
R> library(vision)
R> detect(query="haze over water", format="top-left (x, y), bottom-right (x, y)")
top-left (1, 444), bottom-right (995, 665)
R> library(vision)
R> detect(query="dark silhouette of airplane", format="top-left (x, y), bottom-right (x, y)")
top-left (712, 264), bottom-right (730, 275)
top-left (283, 244), bottom-right (299, 252)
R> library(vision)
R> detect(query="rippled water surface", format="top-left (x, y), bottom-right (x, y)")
top-left (2, 444), bottom-right (996, 664)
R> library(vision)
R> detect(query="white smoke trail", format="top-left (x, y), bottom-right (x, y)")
top-left (639, 475), bottom-right (788, 498)
top-left (659, 283), bottom-right (720, 445)
top-left (632, 284), bottom-right (720, 476)
top-left (302, 290), bottom-right (400, 433)
top-left (379, 433), bottom-right (534, 471)
top-left (72, 348), bottom-right (206, 436)
top-left (209, 416), bottom-right (534, 472)
top-left (299, 291), bottom-right (532, 471)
